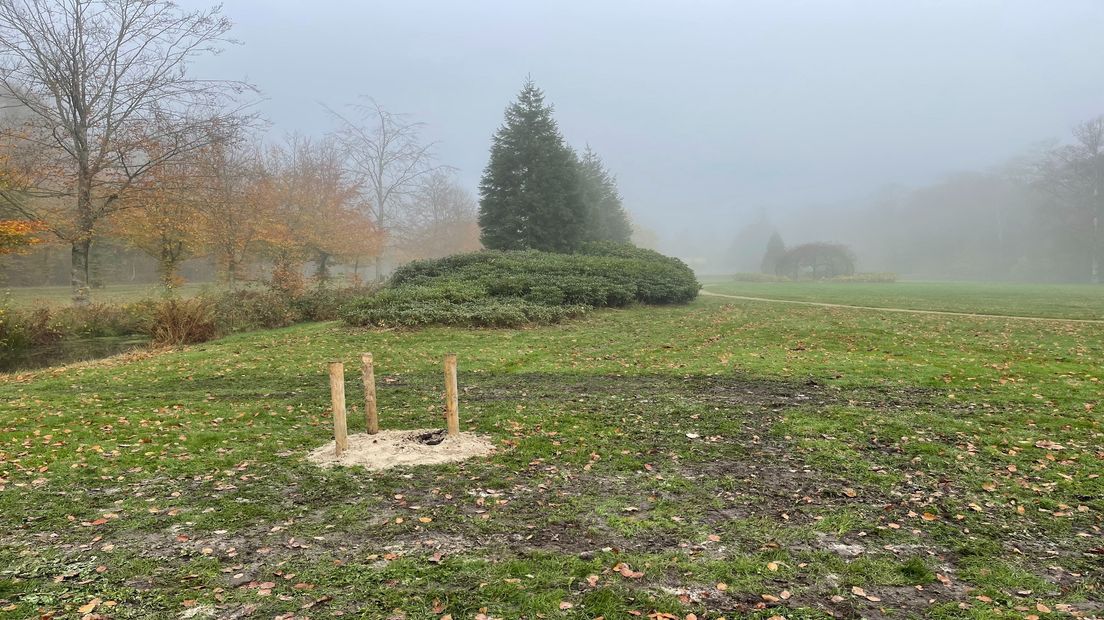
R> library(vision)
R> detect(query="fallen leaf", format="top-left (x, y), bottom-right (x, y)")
top-left (78, 598), bottom-right (101, 614)
top-left (614, 562), bottom-right (644, 579)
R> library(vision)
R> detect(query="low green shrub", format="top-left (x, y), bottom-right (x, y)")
top-left (200, 284), bottom-right (381, 334)
top-left (390, 245), bottom-right (698, 304)
top-left (0, 306), bottom-right (30, 352)
top-left (343, 244), bottom-right (699, 328)
top-left (343, 295), bottom-right (589, 328)
top-left (0, 302), bottom-right (150, 351)
top-left (210, 290), bottom-right (300, 333)
top-left (148, 297), bottom-right (218, 345)
top-left (62, 302), bottom-right (152, 338)
top-left (291, 284), bottom-right (381, 321)
top-left (0, 284), bottom-right (381, 359)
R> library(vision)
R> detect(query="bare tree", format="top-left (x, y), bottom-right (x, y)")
top-left (395, 169), bottom-right (480, 261)
top-left (327, 99), bottom-right (440, 280)
top-left (1036, 117), bottom-right (1104, 283)
top-left (0, 0), bottom-right (254, 302)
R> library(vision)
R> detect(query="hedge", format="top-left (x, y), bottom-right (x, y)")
top-left (342, 243), bottom-right (699, 328)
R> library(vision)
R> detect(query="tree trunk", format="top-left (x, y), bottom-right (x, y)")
top-left (1092, 178), bottom-right (1102, 284)
top-left (1092, 212), bottom-right (1100, 284)
top-left (71, 176), bottom-right (94, 305)
top-left (70, 238), bottom-right (91, 304)
top-left (315, 251), bottom-right (331, 285)
top-left (159, 244), bottom-right (179, 294)
top-left (374, 254), bottom-right (383, 282)
top-left (224, 251), bottom-right (238, 290)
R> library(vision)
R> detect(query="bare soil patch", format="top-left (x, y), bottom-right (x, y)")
top-left (306, 429), bottom-right (495, 470)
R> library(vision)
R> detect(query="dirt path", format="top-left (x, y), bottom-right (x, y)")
top-left (700, 289), bottom-right (1104, 325)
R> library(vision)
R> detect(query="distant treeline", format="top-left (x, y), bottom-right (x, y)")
top-left (729, 115), bottom-right (1104, 283)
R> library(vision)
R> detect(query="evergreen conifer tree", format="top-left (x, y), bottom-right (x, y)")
top-left (478, 79), bottom-right (585, 252)
top-left (578, 146), bottom-right (632, 244)
top-left (760, 231), bottom-right (786, 274)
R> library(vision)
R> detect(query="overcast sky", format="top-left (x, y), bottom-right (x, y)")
top-left (192, 0), bottom-right (1104, 238)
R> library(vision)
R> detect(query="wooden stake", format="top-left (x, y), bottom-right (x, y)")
top-left (361, 352), bottom-right (378, 434)
top-left (444, 353), bottom-right (459, 437)
top-left (329, 361), bottom-right (348, 456)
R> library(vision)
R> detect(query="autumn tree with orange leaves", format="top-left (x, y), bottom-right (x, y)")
top-left (0, 218), bottom-right (42, 254)
top-left (187, 140), bottom-right (273, 289)
top-left (0, 0), bottom-right (255, 303)
top-left (262, 135), bottom-right (381, 291)
top-left (110, 132), bottom-right (212, 291)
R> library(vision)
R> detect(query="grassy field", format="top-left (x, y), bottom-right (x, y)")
top-left (1, 283), bottom-right (215, 308)
top-left (0, 285), bottom-right (1101, 618)
top-left (701, 278), bottom-right (1104, 320)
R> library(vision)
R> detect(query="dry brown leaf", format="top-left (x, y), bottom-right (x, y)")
top-left (78, 598), bottom-right (101, 614)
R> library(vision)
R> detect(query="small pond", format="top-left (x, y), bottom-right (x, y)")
top-left (1, 336), bottom-right (150, 373)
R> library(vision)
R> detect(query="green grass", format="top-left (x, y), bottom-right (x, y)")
top-left (702, 277), bottom-right (1104, 320)
top-left (1, 283), bottom-right (218, 308)
top-left (0, 285), bottom-right (1101, 618)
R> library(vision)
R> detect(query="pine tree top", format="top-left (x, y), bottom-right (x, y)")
top-left (493, 78), bottom-right (560, 144)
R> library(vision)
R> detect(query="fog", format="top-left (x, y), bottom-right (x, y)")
top-left (5, 0), bottom-right (1104, 284)
top-left (2, 0), bottom-right (1104, 284)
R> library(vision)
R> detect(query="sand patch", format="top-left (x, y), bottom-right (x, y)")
top-left (307, 429), bottom-right (495, 470)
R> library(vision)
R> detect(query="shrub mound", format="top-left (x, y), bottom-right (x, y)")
top-left (342, 243), bottom-right (700, 328)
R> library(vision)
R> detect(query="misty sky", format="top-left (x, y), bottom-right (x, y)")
top-left (192, 0), bottom-right (1104, 240)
